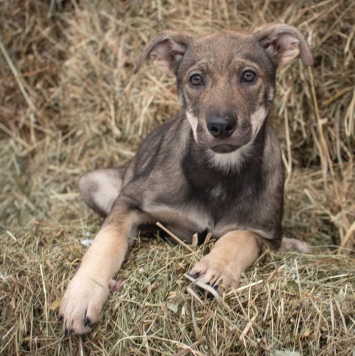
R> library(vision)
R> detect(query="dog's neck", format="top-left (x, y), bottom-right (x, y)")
top-left (181, 119), bottom-right (267, 206)
top-left (179, 128), bottom-right (266, 217)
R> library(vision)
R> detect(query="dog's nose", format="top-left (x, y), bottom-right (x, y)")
top-left (207, 116), bottom-right (236, 138)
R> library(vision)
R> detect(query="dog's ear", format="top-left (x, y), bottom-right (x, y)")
top-left (253, 23), bottom-right (313, 66)
top-left (135, 31), bottom-right (192, 74)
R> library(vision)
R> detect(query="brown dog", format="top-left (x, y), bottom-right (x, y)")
top-left (59, 23), bottom-right (313, 334)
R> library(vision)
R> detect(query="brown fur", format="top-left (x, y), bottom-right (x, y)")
top-left (59, 23), bottom-right (312, 335)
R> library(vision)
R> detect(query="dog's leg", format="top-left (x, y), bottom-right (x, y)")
top-left (280, 237), bottom-right (310, 252)
top-left (79, 168), bottom-right (125, 217)
top-left (59, 201), bottom-right (140, 334)
top-left (189, 230), bottom-right (262, 289)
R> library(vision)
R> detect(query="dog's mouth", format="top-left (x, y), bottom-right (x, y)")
top-left (210, 144), bottom-right (240, 153)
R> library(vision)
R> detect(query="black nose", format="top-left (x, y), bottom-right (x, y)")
top-left (207, 116), bottom-right (236, 138)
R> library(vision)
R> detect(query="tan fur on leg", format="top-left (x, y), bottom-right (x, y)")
top-left (280, 237), bottom-right (310, 253)
top-left (189, 230), bottom-right (262, 290)
top-left (59, 208), bottom-right (139, 334)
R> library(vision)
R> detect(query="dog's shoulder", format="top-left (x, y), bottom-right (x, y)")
top-left (124, 112), bottom-right (191, 183)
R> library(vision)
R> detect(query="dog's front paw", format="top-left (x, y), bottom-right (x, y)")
top-left (189, 254), bottom-right (240, 290)
top-left (59, 274), bottom-right (110, 335)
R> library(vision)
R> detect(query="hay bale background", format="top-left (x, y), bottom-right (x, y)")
top-left (0, 0), bottom-right (354, 354)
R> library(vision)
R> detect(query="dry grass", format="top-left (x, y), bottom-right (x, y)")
top-left (0, 0), bottom-right (354, 355)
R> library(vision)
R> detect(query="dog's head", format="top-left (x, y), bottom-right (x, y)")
top-left (135, 23), bottom-right (313, 156)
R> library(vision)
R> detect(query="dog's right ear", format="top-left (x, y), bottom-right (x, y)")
top-left (134, 31), bottom-right (192, 74)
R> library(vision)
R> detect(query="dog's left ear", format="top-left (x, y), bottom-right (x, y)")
top-left (253, 23), bottom-right (313, 66)
top-left (135, 31), bottom-right (192, 74)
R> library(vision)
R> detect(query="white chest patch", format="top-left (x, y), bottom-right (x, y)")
top-left (207, 143), bottom-right (253, 173)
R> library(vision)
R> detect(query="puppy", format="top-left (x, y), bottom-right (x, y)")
top-left (59, 23), bottom-right (313, 334)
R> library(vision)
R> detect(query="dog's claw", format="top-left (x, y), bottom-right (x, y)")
top-left (206, 291), bottom-right (216, 299)
top-left (189, 272), bottom-right (201, 279)
top-left (84, 317), bottom-right (91, 327)
top-left (64, 322), bottom-right (74, 336)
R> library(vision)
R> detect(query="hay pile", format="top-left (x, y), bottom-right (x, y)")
top-left (1, 0), bottom-right (354, 354)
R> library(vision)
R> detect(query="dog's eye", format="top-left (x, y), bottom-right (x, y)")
top-left (241, 70), bottom-right (256, 83)
top-left (190, 74), bottom-right (203, 86)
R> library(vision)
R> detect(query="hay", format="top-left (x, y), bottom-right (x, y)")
top-left (0, 0), bottom-right (354, 354)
